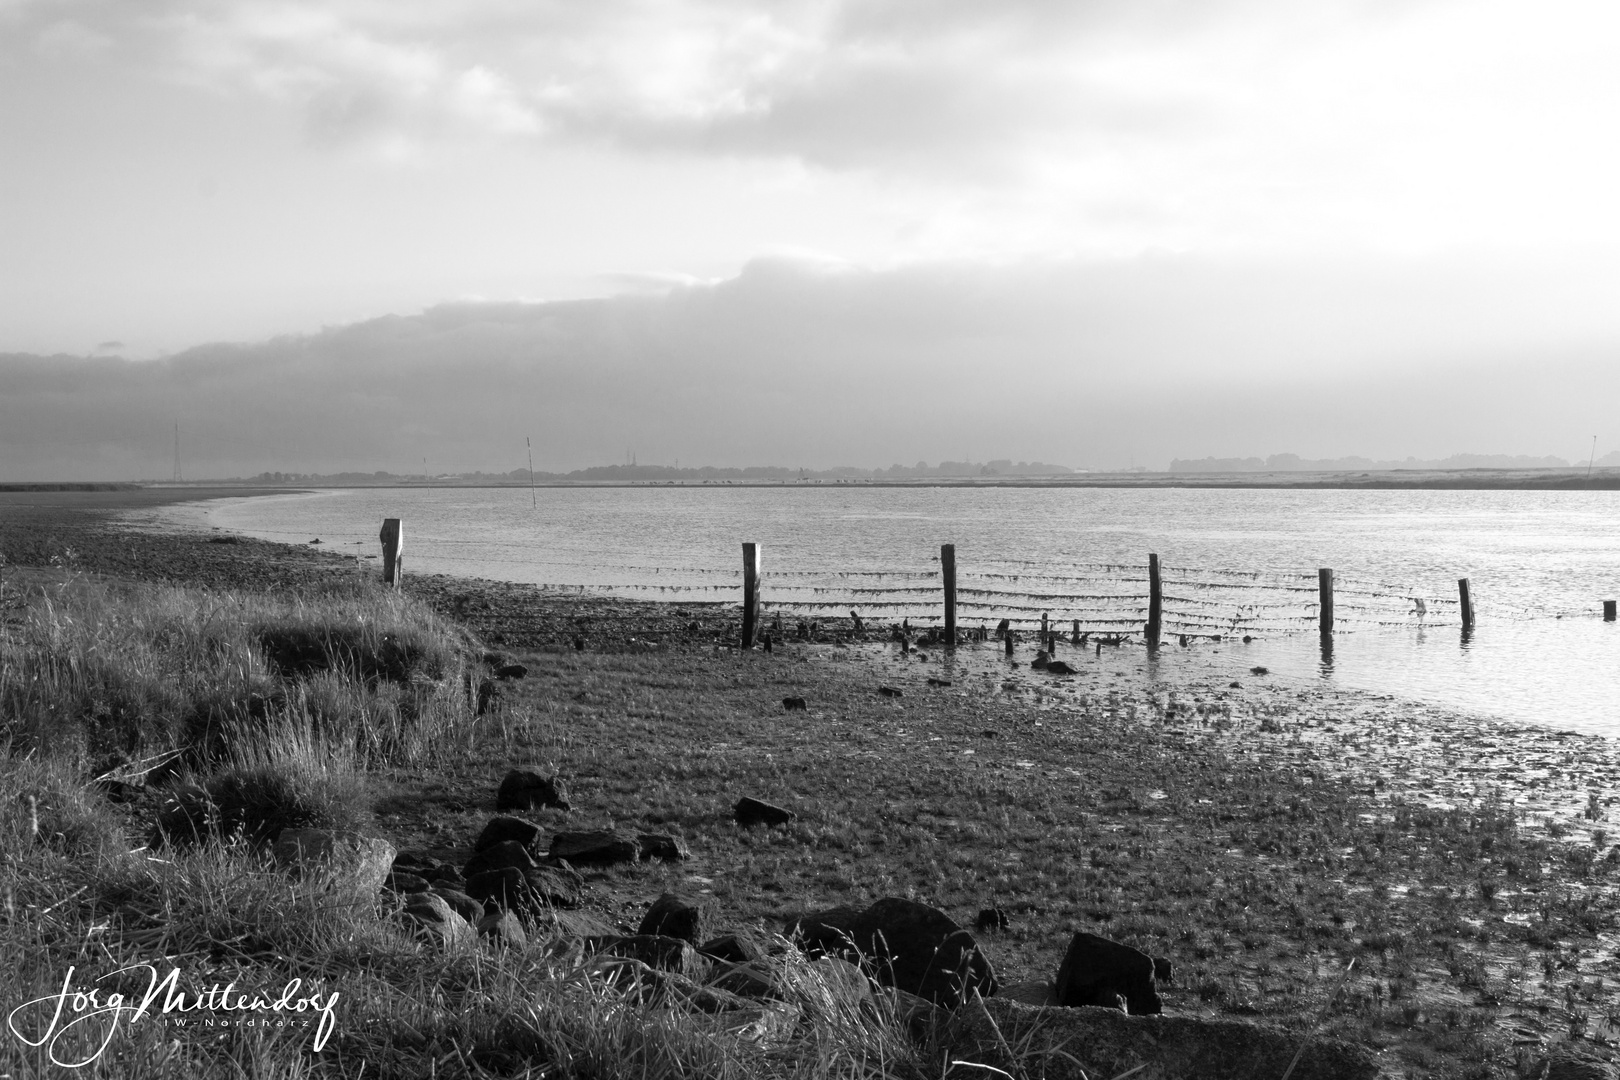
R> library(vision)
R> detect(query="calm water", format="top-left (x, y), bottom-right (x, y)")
top-left (138, 486), bottom-right (1620, 737)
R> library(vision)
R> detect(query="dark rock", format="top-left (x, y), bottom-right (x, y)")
top-left (698, 933), bottom-right (763, 966)
top-left (637, 833), bottom-right (692, 861)
top-left (495, 769), bottom-right (571, 812)
top-left (782, 696), bottom-right (807, 711)
top-left (431, 887), bottom-right (484, 925)
top-left (1054, 932), bottom-right (1162, 1015)
top-left (975, 908), bottom-right (1009, 932)
top-left (1250, 665), bottom-right (1268, 675)
top-left (466, 862), bottom-right (584, 914)
top-left (926, 677), bottom-right (952, 687)
top-left (401, 892), bottom-right (476, 951)
top-left (1045, 661), bottom-right (1077, 675)
top-left (493, 663), bottom-right (528, 680)
top-left (464, 839), bottom-right (538, 879)
top-left (1152, 956), bottom-right (1174, 983)
top-left (1031, 651), bottom-right (1050, 670)
top-left (425, 864), bottom-right (464, 889)
top-left (1547, 1055), bottom-right (1619, 1080)
top-left (583, 934), bottom-right (699, 976)
top-left (638, 893), bottom-right (704, 944)
top-left (877, 686), bottom-right (903, 698)
top-left (952, 998), bottom-right (1379, 1080)
top-left (474, 815), bottom-right (544, 854)
top-left (785, 896), bottom-right (997, 1007)
top-left (477, 908), bottom-right (529, 950)
top-left (734, 797), bottom-right (796, 828)
top-left (548, 829), bottom-right (639, 865)
top-left (384, 871), bottom-right (431, 894)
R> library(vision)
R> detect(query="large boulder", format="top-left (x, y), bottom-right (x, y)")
top-left (638, 893), bottom-right (705, 944)
top-left (270, 828), bottom-right (394, 900)
top-left (549, 830), bottom-right (639, 866)
top-left (785, 897), bottom-right (997, 1007)
top-left (1054, 932), bottom-right (1162, 1015)
top-left (496, 770), bottom-right (571, 812)
top-left (950, 997), bottom-right (1380, 1080)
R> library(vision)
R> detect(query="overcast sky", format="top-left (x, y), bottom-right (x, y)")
top-left (4, 0), bottom-right (1620, 475)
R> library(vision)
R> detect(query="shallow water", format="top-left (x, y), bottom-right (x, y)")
top-left (136, 485), bottom-right (1620, 737)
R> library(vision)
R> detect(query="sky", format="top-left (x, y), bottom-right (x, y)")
top-left (4, 0), bottom-right (1620, 477)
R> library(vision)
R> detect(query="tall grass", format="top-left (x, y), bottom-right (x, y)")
top-left (0, 575), bottom-right (478, 770)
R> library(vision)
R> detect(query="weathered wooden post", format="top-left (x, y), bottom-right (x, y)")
top-left (1318, 568), bottom-right (1334, 638)
top-left (1605, 600), bottom-right (1617, 622)
top-left (741, 543), bottom-right (761, 649)
top-left (1072, 619), bottom-right (1081, 646)
top-left (1458, 578), bottom-right (1474, 631)
top-left (1145, 554), bottom-right (1162, 651)
top-left (379, 518), bottom-right (403, 587)
top-left (1040, 611), bottom-right (1049, 640)
top-left (941, 544), bottom-right (957, 646)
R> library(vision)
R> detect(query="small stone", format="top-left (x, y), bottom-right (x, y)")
top-left (548, 830), bottom-right (639, 865)
top-left (402, 892), bottom-right (476, 951)
top-left (463, 839), bottom-right (538, 879)
top-left (431, 887), bottom-right (484, 925)
top-left (975, 907), bottom-right (1009, 932)
top-left (384, 871), bottom-right (431, 894)
top-left (637, 833), bottom-right (692, 861)
top-left (698, 933), bottom-right (763, 965)
top-left (877, 686), bottom-right (903, 698)
top-left (782, 696), bottom-right (807, 711)
top-left (477, 908), bottom-right (529, 950)
top-left (474, 815), bottom-right (544, 855)
top-left (495, 769), bottom-right (571, 812)
top-left (494, 663), bottom-right (528, 680)
top-left (734, 797), bottom-right (796, 828)
top-left (638, 893), bottom-right (704, 944)
top-left (582, 935), bottom-right (699, 976)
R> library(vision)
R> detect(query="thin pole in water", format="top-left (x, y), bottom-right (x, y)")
top-left (527, 437), bottom-right (536, 509)
top-left (1588, 436), bottom-right (1597, 480)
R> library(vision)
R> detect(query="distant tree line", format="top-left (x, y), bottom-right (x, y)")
top-left (1167, 452), bottom-right (1614, 473)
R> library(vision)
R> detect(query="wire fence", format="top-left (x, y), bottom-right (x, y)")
top-left (138, 514), bottom-right (1604, 640)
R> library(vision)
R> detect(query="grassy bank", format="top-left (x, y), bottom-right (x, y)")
top-left (1, 556), bottom-right (1617, 1078)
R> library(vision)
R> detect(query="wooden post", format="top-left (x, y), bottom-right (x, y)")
top-left (941, 544), bottom-right (957, 647)
top-left (1145, 554), bottom-right (1162, 651)
top-left (1605, 600), bottom-right (1617, 622)
top-left (1318, 568), bottom-right (1334, 637)
top-left (1040, 611), bottom-right (1049, 640)
top-left (379, 518), bottom-right (403, 587)
top-left (1458, 578), bottom-right (1474, 631)
top-left (1072, 619), bottom-right (1081, 645)
top-left (741, 543), bottom-right (761, 649)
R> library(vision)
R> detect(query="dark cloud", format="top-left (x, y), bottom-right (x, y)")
top-left (4, 254), bottom-right (1617, 481)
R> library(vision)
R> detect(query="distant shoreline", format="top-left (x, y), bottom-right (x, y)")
top-left (20, 466), bottom-right (1618, 494)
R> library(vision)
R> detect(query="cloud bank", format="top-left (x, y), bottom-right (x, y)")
top-left (5, 256), bottom-right (1618, 481)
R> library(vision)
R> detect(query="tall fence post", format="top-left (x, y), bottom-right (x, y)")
top-left (1146, 554), bottom-right (1162, 651)
top-left (379, 518), bottom-right (403, 588)
top-left (941, 544), bottom-right (957, 646)
top-left (1605, 600), bottom-right (1617, 622)
top-left (741, 543), bottom-right (761, 649)
top-left (1458, 577), bottom-right (1474, 631)
top-left (1318, 568), bottom-right (1334, 637)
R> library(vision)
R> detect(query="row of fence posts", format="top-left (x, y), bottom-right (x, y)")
top-left (369, 522), bottom-right (1615, 642)
top-left (734, 543), bottom-right (1490, 651)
